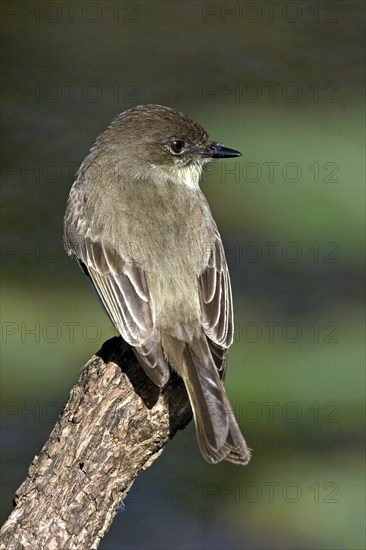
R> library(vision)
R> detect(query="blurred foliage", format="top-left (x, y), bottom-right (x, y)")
top-left (1, 1), bottom-right (365, 549)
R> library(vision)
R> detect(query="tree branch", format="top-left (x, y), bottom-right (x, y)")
top-left (0, 337), bottom-right (192, 550)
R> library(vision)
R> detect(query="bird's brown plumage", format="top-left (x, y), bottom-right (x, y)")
top-left (64, 104), bottom-right (251, 464)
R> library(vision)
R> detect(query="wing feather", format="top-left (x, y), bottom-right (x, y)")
top-left (199, 235), bottom-right (234, 377)
top-left (65, 223), bottom-right (169, 387)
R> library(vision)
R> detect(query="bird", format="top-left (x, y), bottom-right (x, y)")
top-left (64, 104), bottom-right (251, 465)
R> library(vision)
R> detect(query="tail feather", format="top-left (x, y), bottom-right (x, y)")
top-left (163, 334), bottom-right (251, 465)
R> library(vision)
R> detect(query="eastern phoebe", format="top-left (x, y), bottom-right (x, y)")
top-left (64, 104), bottom-right (251, 465)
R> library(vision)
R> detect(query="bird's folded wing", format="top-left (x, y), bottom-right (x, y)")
top-left (199, 234), bottom-right (234, 377)
top-left (65, 231), bottom-right (169, 386)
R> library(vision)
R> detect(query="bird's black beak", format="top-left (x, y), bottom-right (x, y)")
top-left (199, 142), bottom-right (242, 159)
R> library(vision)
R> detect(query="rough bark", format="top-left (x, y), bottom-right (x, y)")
top-left (0, 337), bottom-right (192, 550)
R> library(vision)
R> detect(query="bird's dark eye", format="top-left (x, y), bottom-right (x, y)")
top-left (169, 139), bottom-right (186, 155)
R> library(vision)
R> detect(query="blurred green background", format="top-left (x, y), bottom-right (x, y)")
top-left (1, 1), bottom-right (365, 548)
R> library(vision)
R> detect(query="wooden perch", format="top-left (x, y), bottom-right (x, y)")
top-left (0, 337), bottom-right (192, 549)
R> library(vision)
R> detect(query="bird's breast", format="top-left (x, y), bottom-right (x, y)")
top-left (116, 180), bottom-right (217, 331)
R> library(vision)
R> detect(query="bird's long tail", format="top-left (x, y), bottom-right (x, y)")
top-left (162, 334), bottom-right (251, 465)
